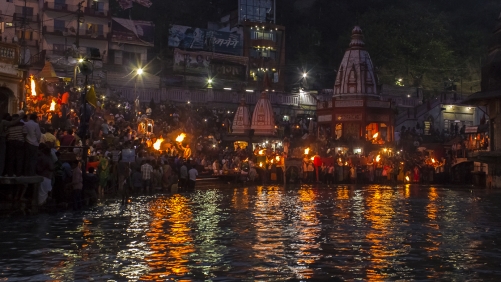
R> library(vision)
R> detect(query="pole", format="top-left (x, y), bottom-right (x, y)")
top-left (80, 75), bottom-right (88, 172)
top-left (75, 1), bottom-right (84, 49)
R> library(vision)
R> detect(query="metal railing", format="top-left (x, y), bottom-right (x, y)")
top-left (113, 87), bottom-right (316, 106)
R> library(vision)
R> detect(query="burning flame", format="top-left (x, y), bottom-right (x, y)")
top-left (345, 162), bottom-right (348, 166)
top-left (175, 133), bottom-right (186, 143)
top-left (310, 157), bottom-right (315, 161)
top-left (153, 138), bottom-right (164, 150)
top-left (376, 155), bottom-right (381, 162)
top-left (373, 132), bottom-right (379, 139)
top-left (259, 162), bottom-right (263, 167)
top-left (304, 148), bottom-right (310, 155)
top-left (258, 150), bottom-right (264, 155)
top-left (405, 176), bottom-right (410, 182)
top-left (30, 76), bottom-right (37, 96)
top-left (275, 156), bottom-right (280, 161)
top-left (50, 100), bottom-right (56, 111)
top-left (431, 158), bottom-right (436, 163)
top-left (270, 159), bottom-right (274, 164)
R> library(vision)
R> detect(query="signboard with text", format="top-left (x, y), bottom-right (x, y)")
top-left (168, 25), bottom-right (242, 56)
top-left (173, 49), bottom-right (247, 81)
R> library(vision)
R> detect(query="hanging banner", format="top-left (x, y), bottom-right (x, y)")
top-left (173, 49), bottom-right (247, 81)
top-left (168, 25), bottom-right (242, 56)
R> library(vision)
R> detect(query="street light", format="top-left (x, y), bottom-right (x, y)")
top-left (302, 72), bottom-right (307, 78)
top-left (134, 68), bottom-right (143, 116)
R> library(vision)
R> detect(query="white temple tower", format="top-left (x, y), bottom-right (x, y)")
top-left (251, 91), bottom-right (276, 136)
top-left (232, 97), bottom-right (252, 134)
top-left (334, 26), bottom-right (379, 100)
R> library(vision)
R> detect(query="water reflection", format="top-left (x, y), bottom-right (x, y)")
top-left (2, 185), bottom-right (501, 280)
top-left (141, 194), bottom-right (194, 280)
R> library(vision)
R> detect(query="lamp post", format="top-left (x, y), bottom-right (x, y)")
top-left (134, 68), bottom-right (143, 116)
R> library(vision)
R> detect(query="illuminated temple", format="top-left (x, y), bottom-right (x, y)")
top-left (251, 91), bottom-right (276, 136)
top-left (232, 97), bottom-right (252, 135)
top-left (317, 26), bottom-right (394, 153)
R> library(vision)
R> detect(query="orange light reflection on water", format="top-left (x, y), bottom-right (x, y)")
top-left (141, 194), bottom-right (194, 280)
top-left (364, 187), bottom-right (397, 280)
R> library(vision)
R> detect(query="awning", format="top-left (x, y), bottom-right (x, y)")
top-left (465, 126), bottom-right (478, 133)
top-left (462, 90), bottom-right (501, 105)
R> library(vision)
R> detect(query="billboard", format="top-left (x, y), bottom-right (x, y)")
top-left (173, 49), bottom-right (247, 81)
top-left (169, 25), bottom-right (242, 56)
top-left (111, 18), bottom-right (155, 46)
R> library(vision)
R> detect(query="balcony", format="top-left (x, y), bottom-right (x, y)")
top-left (43, 25), bottom-right (110, 40)
top-left (13, 13), bottom-right (40, 23)
top-left (43, 2), bottom-right (79, 13)
top-left (84, 7), bottom-right (109, 17)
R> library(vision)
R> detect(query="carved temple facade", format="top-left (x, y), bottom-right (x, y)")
top-left (317, 26), bottom-right (395, 150)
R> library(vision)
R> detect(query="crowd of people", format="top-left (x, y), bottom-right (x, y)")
top-left (0, 84), bottom-right (487, 211)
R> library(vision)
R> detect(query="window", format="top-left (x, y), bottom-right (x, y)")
top-left (54, 0), bottom-right (65, 9)
top-left (86, 23), bottom-right (104, 36)
top-left (240, 0), bottom-right (274, 23)
top-left (16, 30), bottom-right (33, 40)
top-left (54, 19), bottom-right (65, 32)
top-left (251, 30), bottom-right (274, 41)
top-left (15, 6), bottom-right (34, 16)
top-left (53, 43), bottom-right (65, 55)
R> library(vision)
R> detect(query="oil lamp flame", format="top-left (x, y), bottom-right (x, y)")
top-left (373, 132), bottom-right (379, 139)
top-left (431, 158), bottom-right (436, 163)
top-left (175, 133), bottom-right (186, 142)
top-left (258, 150), bottom-right (264, 155)
top-left (49, 100), bottom-right (56, 111)
top-left (259, 162), bottom-right (263, 167)
top-left (405, 176), bottom-right (410, 182)
top-left (376, 155), bottom-right (381, 162)
top-left (304, 148), bottom-right (310, 155)
top-left (153, 138), bottom-right (164, 150)
top-left (275, 156), bottom-right (280, 161)
top-left (30, 76), bottom-right (37, 96)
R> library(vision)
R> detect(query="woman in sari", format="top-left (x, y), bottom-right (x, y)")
top-left (97, 156), bottom-right (110, 198)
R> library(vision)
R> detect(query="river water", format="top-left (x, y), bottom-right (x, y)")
top-left (2, 184), bottom-right (501, 281)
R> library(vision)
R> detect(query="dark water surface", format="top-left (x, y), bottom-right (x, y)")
top-left (2, 184), bottom-right (501, 281)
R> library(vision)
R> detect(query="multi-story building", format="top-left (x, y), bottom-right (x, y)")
top-left (0, 42), bottom-right (22, 117)
top-left (1, 0), bottom-right (41, 66)
top-left (40, 0), bottom-right (110, 75)
top-left (463, 11), bottom-right (501, 187)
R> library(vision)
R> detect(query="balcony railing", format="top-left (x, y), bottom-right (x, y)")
top-left (43, 25), bottom-right (109, 40)
top-left (84, 7), bottom-right (109, 17)
top-left (111, 87), bottom-right (316, 107)
top-left (13, 13), bottom-right (40, 22)
top-left (43, 2), bottom-right (80, 12)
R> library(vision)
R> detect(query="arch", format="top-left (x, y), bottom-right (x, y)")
top-left (0, 87), bottom-right (14, 118)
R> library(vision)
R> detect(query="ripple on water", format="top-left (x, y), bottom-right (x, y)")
top-left (1, 185), bottom-right (501, 280)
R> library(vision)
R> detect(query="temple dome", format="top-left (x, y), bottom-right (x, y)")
top-left (251, 91), bottom-right (276, 136)
top-left (333, 26), bottom-right (379, 99)
top-left (232, 97), bottom-right (251, 134)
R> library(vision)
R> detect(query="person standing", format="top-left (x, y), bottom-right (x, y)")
top-left (0, 113), bottom-right (23, 176)
top-left (24, 113), bottom-right (42, 176)
top-left (188, 165), bottom-right (198, 190)
top-left (141, 160), bottom-right (153, 193)
top-left (5, 114), bottom-right (26, 176)
top-left (36, 144), bottom-right (54, 205)
top-left (71, 161), bottom-right (83, 210)
top-left (179, 161), bottom-right (188, 190)
top-left (97, 156), bottom-right (110, 197)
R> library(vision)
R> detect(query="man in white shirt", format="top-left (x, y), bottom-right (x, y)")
top-left (188, 165), bottom-right (198, 190)
top-left (24, 113), bottom-right (41, 176)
